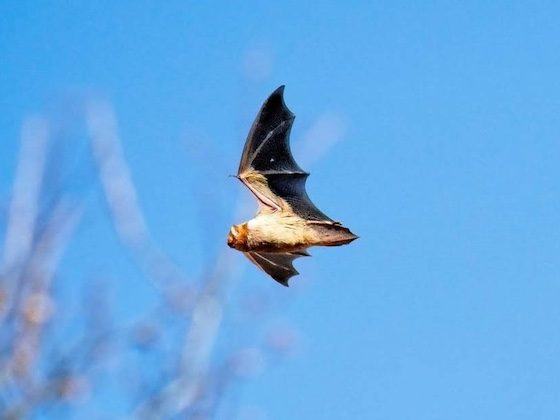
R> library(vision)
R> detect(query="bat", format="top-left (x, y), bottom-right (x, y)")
top-left (227, 86), bottom-right (357, 286)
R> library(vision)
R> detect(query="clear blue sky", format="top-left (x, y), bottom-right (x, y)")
top-left (2, 1), bottom-right (560, 419)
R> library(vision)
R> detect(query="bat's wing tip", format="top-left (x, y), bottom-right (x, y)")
top-left (273, 85), bottom-right (286, 95)
top-left (273, 266), bottom-right (299, 287)
top-left (273, 275), bottom-right (293, 287)
top-left (270, 85), bottom-right (291, 110)
top-left (264, 85), bottom-right (295, 121)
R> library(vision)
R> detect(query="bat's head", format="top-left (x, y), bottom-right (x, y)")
top-left (227, 223), bottom-right (249, 251)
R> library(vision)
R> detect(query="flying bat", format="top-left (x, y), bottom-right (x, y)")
top-left (227, 86), bottom-right (357, 286)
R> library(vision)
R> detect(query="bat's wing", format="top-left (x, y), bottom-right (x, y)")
top-left (238, 86), bottom-right (333, 221)
top-left (244, 249), bottom-right (310, 286)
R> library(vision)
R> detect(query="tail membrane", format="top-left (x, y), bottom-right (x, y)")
top-left (310, 222), bottom-right (358, 246)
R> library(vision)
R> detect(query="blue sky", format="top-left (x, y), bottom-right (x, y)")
top-left (2, 1), bottom-right (560, 419)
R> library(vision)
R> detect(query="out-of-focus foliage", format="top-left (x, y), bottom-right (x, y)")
top-left (0, 101), bottom-right (295, 419)
top-left (0, 84), bottom-right (341, 418)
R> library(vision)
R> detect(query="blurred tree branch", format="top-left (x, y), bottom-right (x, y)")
top-left (0, 86), bottom-right (342, 418)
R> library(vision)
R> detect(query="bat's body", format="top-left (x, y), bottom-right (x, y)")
top-left (228, 212), bottom-right (353, 253)
top-left (228, 214), bottom-right (310, 253)
top-left (228, 86), bottom-right (357, 285)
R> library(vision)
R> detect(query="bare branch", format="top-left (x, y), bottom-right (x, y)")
top-left (1, 116), bottom-right (49, 273)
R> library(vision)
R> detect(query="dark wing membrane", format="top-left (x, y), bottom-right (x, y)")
top-left (245, 251), bottom-right (308, 286)
top-left (266, 173), bottom-right (333, 221)
top-left (238, 86), bottom-right (333, 222)
top-left (238, 85), bottom-right (302, 175)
